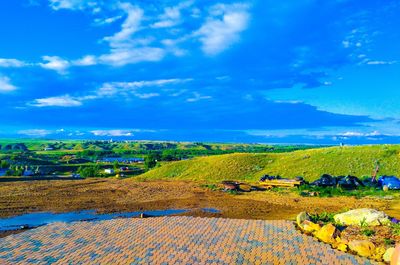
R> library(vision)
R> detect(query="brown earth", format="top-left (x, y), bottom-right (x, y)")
top-left (0, 178), bottom-right (398, 221)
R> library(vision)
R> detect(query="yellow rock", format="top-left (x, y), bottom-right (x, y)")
top-left (335, 237), bottom-right (349, 244)
top-left (383, 247), bottom-right (395, 263)
top-left (296, 212), bottom-right (309, 230)
top-left (302, 220), bottom-right (321, 233)
top-left (348, 240), bottom-right (375, 258)
top-left (372, 246), bottom-right (386, 261)
top-left (337, 243), bottom-right (348, 252)
top-left (314, 223), bottom-right (340, 244)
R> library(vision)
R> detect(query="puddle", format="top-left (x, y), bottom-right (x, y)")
top-left (0, 209), bottom-right (188, 231)
top-left (202, 208), bottom-right (221, 213)
top-left (0, 208), bottom-right (220, 231)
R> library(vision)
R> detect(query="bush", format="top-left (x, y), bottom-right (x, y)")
top-left (0, 160), bottom-right (9, 169)
top-left (78, 166), bottom-right (100, 178)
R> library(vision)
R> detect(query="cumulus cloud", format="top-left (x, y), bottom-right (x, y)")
top-left (196, 3), bottom-right (251, 55)
top-left (39, 56), bottom-right (70, 74)
top-left (0, 76), bottom-right (17, 92)
top-left (31, 95), bottom-right (82, 107)
top-left (0, 58), bottom-right (27, 68)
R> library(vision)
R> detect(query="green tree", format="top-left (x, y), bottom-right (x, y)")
top-left (144, 155), bottom-right (157, 170)
top-left (78, 166), bottom-right (100, 178)
top-left (113, 161), bottom-right (119, 171)
top-left (0, 160), bottom-right (9, 169)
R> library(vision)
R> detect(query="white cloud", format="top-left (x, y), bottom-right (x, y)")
top-left (340, 131), bottom-right (383, 137)
top-left (186, 92), bottom-right (212, 102)
top-left (134, 92), bottom-right (160, 99)
top-left (98, 3), bottom-right (168, 66)
top-left (39, 56), bottom-right (70, 74)
top-left (196, 3), bottom-right (250, 55)
top-left (151, 1), bottom-right (193, 29)
top-left (366, 60), bottom-right (397, 65)
top-left (48, 0), bottom-right (100, 11)
top-left (104, 3), bottom-right (143, 46)
top-left (17, 129), bottom-right (52, 137)
top-left (0, 76), bottom-right (17, 92)
top-left (73, 55), bottom-right (97, 66)
top-left (0, 58), bottom-right (27, 68)
top-left (99, 47), bottom-right (165, 66)
top-left (96, 78), bottom-right (192, 97)
top-left (31, 95), bottom-right (82, 107)
top-left (28, 78), bottom-right (192, 107)
top-left (94, 15), bottom-right (122, 26)
top-left (90, 130), bottom-right (133, 137)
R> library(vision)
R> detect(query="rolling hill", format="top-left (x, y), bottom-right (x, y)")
top-left (138, 145), bottom-right (400, 182)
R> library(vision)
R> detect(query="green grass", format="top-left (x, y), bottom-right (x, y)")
top-left (139, 145), bottom-right (400, 182)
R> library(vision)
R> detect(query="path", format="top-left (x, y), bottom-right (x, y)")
top-left (0, 217), bottom-right (375, 264)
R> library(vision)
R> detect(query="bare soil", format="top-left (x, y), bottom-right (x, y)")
top-left (0, 178), bottom-right (398, 221)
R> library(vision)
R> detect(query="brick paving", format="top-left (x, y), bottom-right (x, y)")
top-left (0, 216), bottom-right (375, 264)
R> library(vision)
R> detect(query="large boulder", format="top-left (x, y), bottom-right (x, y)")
top-left (348, 240), bottom-right (375, 258)
top-left (333, 208), bottom-right (391, 226)
top-left (314, 223), bottom-right (340, 244)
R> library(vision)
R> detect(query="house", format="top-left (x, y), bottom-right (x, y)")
top-left (104, 169), bottom-right (115, 174)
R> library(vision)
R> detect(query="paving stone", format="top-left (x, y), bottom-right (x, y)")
top-left (0, 217), bottom-right (376, 264)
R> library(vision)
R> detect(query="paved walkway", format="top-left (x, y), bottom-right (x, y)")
top-left (0, 216), bottom-right (374, 264)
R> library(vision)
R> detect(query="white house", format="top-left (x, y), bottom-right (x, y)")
top-left (104, 169), bottom-right (115, 174)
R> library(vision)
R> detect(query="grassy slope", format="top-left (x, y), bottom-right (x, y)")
top-left (139, 145), bottom-right (400, 182)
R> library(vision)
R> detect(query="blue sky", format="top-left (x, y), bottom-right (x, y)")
top-left (0, 0), bottom-right (400, 144)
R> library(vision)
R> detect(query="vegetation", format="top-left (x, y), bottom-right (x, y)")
top-left (309, 212), bottom-right (336, 224)
top-left (144, 154), bottom-right (158, 170)
top-left (141, 145), bottom-right (400, 182)
top-left (78, 166), bottom-right (100, 178)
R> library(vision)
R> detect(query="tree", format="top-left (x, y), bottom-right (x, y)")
top-left (78, 166), bottom-right (100, 178)
top-left (144, 155), bottom-right (157, 170)
top-left (113, 161), bottom-right (119, 171)
top-left (0, 160), bottom-right (9, 169)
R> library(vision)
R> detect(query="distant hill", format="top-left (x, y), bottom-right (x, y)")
top-left (139, 145), bottom-right (400, 182)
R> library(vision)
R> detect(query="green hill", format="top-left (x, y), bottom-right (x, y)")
top-left (138, 145), bottom-right (400, 182)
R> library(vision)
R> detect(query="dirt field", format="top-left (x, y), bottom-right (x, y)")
top-left (0, 178), bottom-right (398, 221)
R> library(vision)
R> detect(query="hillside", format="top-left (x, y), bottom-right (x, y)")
top-left (138, 145), bottom-right (400, 182)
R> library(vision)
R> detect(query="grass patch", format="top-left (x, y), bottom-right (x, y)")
top-left (297, 185), bottom-right (397, 198)
top-left (391, 223), bottom-right (400, 236)
top-left (309, 212), bottom-right (336, 223)
top-left (139, 145), bottom-right (400, 182)
top-left (200, 184), bottom-right (219, 191)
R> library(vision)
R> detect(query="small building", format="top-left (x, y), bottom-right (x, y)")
top-left (104, 169), bottom-right (115, 174)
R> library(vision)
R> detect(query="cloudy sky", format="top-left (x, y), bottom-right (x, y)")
top-left (0, 0), bottom-right (399, 143)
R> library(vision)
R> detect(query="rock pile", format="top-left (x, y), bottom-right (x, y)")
top-left (296, 209), bottom-right (399, 263)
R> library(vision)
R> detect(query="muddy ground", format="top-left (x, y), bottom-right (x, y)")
top-left (0, 178), bottom-right (398, 221)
